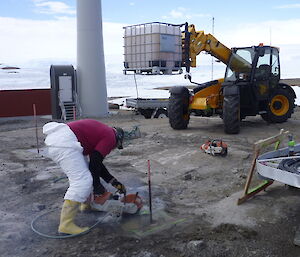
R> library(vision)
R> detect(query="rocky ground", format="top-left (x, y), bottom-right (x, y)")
top-left (1, 108), bottom-right (300, 257)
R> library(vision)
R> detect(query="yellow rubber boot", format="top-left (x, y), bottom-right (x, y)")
top-left (58, 200), bottom-right (89, 235)
top-left (80, 203), bottom-right (91, 212)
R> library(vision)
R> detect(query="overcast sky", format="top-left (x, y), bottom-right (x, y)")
top-left (1, 0), bottom-right (300, 76)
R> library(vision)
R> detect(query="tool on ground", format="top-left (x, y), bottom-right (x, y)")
top-left (200, 139), bottom-right (228, 156)
top-left (237, 129), bottom-right (289, 205)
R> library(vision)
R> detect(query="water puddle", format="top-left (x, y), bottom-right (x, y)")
top-left (121, 209), bottom-right (186, 237)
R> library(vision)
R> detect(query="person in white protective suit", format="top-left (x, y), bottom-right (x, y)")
top-left (43, 119), bottom-right (125, 235)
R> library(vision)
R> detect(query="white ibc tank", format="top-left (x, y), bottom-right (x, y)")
top-left (123, 22), bottom-right (182, 74)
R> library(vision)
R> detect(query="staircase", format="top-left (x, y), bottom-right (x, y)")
top-left (63, 102), bottom-right (77, 120)
top-left (58, 92), bottom-right (82, 121)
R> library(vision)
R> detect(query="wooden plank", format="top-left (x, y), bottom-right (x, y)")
top-left (254, 129), bottom-right (289, 151)
top-left (237, 181), bottom-right (273, 205)
top-left (237, 129), bottom-right (288, 205)
top-left (242, 150), bottom-right (260, 195)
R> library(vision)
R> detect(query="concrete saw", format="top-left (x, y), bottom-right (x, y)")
top-left (201, 139), bottom-right (228, 156)
top-left (90, 192), bottom-right (143, 221)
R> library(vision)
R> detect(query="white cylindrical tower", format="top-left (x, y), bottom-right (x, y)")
top-left (77, 0), bottom-right (108, 117)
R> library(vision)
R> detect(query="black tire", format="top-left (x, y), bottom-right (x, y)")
top-left (261, 87), bottom-right (295, 123)
top-left (140, 109), bottom-right (153, 119)
top-left (223, 94), bottom-right (240, 134)
top-left (168, 87), bottom-right (190, 129)
top-left (154, 109), bottom-right (168, 118)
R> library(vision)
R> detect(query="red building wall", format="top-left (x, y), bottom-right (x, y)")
top-left (0, 89), bottom-right (51, 117)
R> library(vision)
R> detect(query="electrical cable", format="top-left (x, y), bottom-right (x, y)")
top-left (31, 209), bottom-right (110, 239)
top-left (278, 156), bottom-right (300, 175)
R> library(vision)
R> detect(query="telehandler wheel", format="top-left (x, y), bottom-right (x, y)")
top-left (168, 87), bottom-right (190, 129)
top-left (223, 94), bottom-right (240, 134)
top-left (261, 88), bottom-right (295, 123)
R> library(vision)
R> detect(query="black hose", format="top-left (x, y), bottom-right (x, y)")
top-left (278, 157), bottom-right (300, 175)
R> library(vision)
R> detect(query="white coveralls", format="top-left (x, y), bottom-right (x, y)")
top-left (43, 122), bottom-right (93, 203)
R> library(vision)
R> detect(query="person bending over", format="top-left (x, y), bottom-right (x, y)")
top-left (43, 119), bottom-right (125, 235)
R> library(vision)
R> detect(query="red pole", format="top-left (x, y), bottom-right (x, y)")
top-left (33, 104), bottom-right (40, 154)
top-left (148, 160), bottom-right (153, 223)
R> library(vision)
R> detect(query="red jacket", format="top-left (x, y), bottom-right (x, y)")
top-left (67, 119), bottom-right (116, 157)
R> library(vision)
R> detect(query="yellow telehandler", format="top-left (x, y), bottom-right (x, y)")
top-left (168, 23), bottom-right (296, 134)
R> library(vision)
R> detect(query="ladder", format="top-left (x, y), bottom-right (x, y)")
top-left (58, 92), bottom-right (82, 121)
top-left (63, 102), bottom-right (77, 121)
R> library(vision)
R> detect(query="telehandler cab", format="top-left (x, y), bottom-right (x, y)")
top-left (168, 23), bottom-right (296, 134)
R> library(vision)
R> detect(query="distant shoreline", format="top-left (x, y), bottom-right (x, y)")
top-left (1, 78), bottom-right (299, 96)
top-left (153, 78), bottom-right (300, 90)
